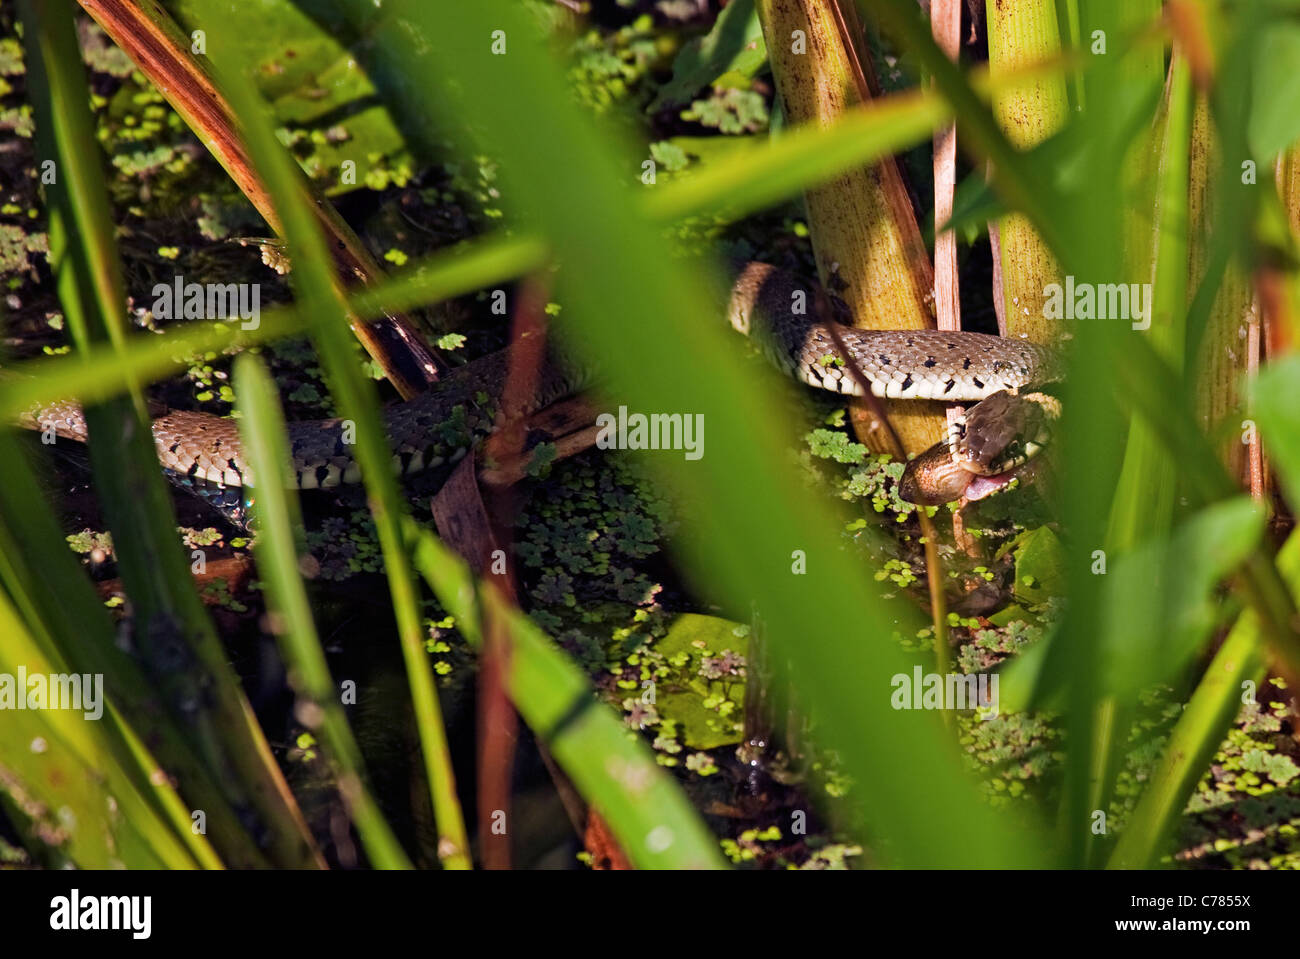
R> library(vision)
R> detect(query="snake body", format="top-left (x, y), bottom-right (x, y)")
top-left (23, 348), bottom-right (585, 524)
top-left (21, 261), bottom-right (1061, 522)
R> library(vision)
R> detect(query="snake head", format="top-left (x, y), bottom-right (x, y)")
top-left (951, 390), bottom-right (1059, 474)
top-left (899, 440), bottom-right (1025, 506)
top-left (901, 390), bottom-right (1058, 505)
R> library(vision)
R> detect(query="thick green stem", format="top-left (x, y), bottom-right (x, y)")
top-left (985, 0), bottom-right (1068, 343)
top-left (756, 0), bottom-right (945, 457)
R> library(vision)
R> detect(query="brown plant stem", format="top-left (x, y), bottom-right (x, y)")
top-left (77, 0), bottom-right (444, 399)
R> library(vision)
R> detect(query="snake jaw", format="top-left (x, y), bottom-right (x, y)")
top-left (901, 422), bottom-right (1037, 505)
top-left (962, 470), bottom-right (1019, 502)
top-left (900, 448), bottom-right (1023, 506)
top-left (899, 388), bottom-right (1056, 504)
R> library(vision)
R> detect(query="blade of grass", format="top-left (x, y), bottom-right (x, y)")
top-left (0, 232), bottom-right (549, 425)
top-left (1107, 49), bottom-right (1193, 552)
top-left (77, 0), bottom-right (445, 398)
top-left (0, 426), bottom-right (270, 866)
top-left (1107, 569), bottom-right (1275, 867)
top-left (20, 0), bottom-right (322, 868)
top-left (1090, 36), bottom-right (1190, 867)
top-left (199, 18), bottom-right (470, 868)
top-left (406, 521), bottom-right (726, 869)
top-left (645, 53), bottom-right (1074, 226)
top-left (0, 588), bottom-right (209, 868)
top-left (342, 0), bottom-right (1052, 866)
top-left (234, 353), bottom-right (412, 869)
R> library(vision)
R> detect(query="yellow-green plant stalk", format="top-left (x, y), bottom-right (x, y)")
top-left (1189, 94), bottom-right (1255, 485)
top-left (1092, 48), bottom-right (1192, 867)
top-left (1108, 50), bottom-right (1193, 551)
top-left (985, 0), bottom-right (1068, 343)
top-left (1273, 148), bottom-right (1300, 350)
top-left (755, 0), bottom-right (944, 457)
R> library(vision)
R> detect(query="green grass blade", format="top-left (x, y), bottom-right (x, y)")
top-left (0, 588), bottom-right (206, 868)
top-left (198, 19), bottom-right (471, 868)
top-left (338, 0), bottom-right (1051, 866)
top-left (234, 353), bottom-right (412, 869)
top-left (406, 522), bottom-right (726, 869)
top-left (1107, 51), bottom-right (1194, 552)
top-left (646, 84), bottom-right (946, 223)
top-left (0, 232), bottom-right (547, 424)
top-left (1107, 590), bottom-right (1273, 868)
top-left (0, 428), bottom-right (265, 866)
top-left (19, 0), bottom-right (321, 868)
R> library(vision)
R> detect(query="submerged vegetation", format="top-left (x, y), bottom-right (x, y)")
top-left (1, 0), bottom-right (1300, 875)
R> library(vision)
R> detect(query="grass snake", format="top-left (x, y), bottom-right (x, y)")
top-left (19, 260), bottom-right (1062, 524)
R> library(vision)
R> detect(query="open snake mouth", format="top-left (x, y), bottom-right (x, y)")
top-left (897, 389), bottom-right (1058, 506)
top-left (962, 470), bottom-right (1019, 502)
top-left (898, 439), bottom-right (1027, 506)
top-left (898, 451), bottom-right (1021, 506)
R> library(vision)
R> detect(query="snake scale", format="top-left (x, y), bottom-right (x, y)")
top-left (19, 260), bottom-right (1061, 524)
